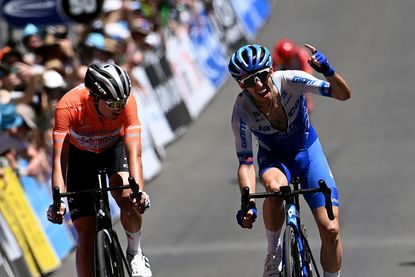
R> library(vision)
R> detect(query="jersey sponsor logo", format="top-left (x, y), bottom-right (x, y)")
top-left (292, 76), bottom-right (316, 85)
top-left (70, 129), bottom-right (119, 151)
top-left (94, 81), bottom-right (107, 96)
top-left (239, 118), bottom-right (248, 148)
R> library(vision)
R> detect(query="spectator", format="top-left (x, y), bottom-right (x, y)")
top-left (0, 103), bottom-right (49, 182)
top-left (42, 69), bottom-right (67, 107)
top-left (0, 60), bottom-right (43, 106)
top-left (21, 23), bottom-right (44, 65)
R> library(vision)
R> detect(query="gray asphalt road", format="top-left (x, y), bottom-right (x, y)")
top-left (52, 0), bottom-right (415, 276)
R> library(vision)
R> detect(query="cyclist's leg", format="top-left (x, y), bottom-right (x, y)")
top-left (110, 171), bottom-right (142, 233)
top-left (302, 138), bottom-right (342, 274)
top-left (72, 217), bottom-right (96, 277)
top-left (67, 143), bottom-right (101, 277)
top-left (106, 139), bottom-right (151, 262)
top-left (105, 139), bottom-right (142, 235)
top-left (258, 149), bottom-right (290, 275)
top-left (313, 207), bottom-right (342, 274)
top-left (260, 167), bottom-right (287, 231)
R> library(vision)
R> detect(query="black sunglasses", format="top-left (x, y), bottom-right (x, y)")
top-left (239, 68), bottom-right (271, 87)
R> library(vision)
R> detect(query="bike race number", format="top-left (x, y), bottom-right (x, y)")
top-left (60, 0), bottom-right (103, 23)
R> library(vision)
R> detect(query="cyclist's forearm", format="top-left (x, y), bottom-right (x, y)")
top-left (238, 164), bottom-right (256, 193)
top-left (327, 73), bottom-right (351, 101)
top-left (126, 140), bottom-right (145, 190)
top-left (51, 147), bottom-right (66, 192)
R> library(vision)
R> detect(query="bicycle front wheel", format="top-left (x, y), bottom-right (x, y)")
top-left (301, 224), bottom-right (314, 277)
top-left (283, 225), bottom-right (302, 277)
top-left (95, 229), bottom-right (125, 277)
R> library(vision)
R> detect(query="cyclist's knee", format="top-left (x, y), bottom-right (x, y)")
top-left (262, 178), bottom-right (287, 193)
top-left (263, 178), bottom-right (286, 207)
top-left (261, 168), bottom-right (288, 192)
top-left (320, 222), bottom-right (340, 245)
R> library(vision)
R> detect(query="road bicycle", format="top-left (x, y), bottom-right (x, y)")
top-left (52, 169), bottom-right (142, 277)
top-left (241, 177), bottom-right (335, 277)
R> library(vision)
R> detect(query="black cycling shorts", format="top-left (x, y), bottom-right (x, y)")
top-left (66, 139), bottom-right (129, 222)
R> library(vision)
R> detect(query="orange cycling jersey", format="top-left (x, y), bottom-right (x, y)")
top-left (53, 85), bottom-right (141, 153)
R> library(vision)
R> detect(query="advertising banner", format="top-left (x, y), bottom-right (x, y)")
top-left (229, 0), bottom-right (271, 40)
top-left (132, 89), bottom-right (162, 181)
top-left (131, 66), bottom-right (175, 149)
top-left (0, 0), bottom-right (66, 27)
top-left (206, 0), bottom-right (248, 55)
top-left (165, 27), bottom-right (216, 118)
top-left (0, 167), bottom-right (60, 276)
top-left (19, 171), bottom-right (75, 260)
top-left (0, 0), bottom-right (103, 27)
top-left (142, 52), bottom-right (192, 135)
top-left (0, 212), bottom-right (31, 276)
top-left (188, 8), bottom-right (229, 88)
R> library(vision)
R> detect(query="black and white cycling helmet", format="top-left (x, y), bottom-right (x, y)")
top-left (85, 63), bottom-right (131, 101)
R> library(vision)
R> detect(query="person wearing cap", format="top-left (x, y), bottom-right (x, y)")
top-left (20, 23), bottom-right (44, 65)
top-left (42, 69), bottom-right (67, 105)
top-left (0, 103), bottom-right (24, 174)
top-left (21, 23), bottom-right (43, 51)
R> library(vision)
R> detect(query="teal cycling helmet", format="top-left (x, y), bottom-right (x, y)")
top-left (228, 44), bottom-right (273, 80)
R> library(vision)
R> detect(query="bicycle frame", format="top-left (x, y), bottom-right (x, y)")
top-left (241, 178), bottom-right (334, 277)
top-left (281, 179), bottom-right (315, 277)
top-left (96, 169), bottom-right (132, 276)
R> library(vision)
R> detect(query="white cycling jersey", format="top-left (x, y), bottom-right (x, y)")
top-left (231, 70), bottom-right (332, 164)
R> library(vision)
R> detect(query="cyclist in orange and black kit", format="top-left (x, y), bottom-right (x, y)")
top-left (47, 63), bottom-right (152, 277)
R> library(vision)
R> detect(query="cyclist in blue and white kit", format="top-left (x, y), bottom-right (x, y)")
top-left (229, 44), bottom-right (351, 277)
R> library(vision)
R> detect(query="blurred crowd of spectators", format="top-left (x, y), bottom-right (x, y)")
top-left (0, 0), bottom-right (211, 184)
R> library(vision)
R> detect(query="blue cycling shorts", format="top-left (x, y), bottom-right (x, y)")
top-left (257, 138), bottom-right (339, 210)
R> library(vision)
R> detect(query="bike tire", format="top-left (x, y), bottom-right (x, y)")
top-left (301, 225), bottom-right (314, 277)
top-left (95, 229), bottom-right (125, 277)
top-left (283, 225), bottom-right (302, 277)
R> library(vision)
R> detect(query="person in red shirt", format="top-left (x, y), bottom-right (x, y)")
top-left (272, 38), bottom-right (315, 113)
top-left (47, 63), bottom-right (152, 277)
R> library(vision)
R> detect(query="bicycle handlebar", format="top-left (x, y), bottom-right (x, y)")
top-left (52, 186), bottom-right (64, 224)
top-left (52, 182), bottom-right (138, 210)
top-left (240, 179), bottom-right (335, 221)
top-left (318, 179), bottom-right (335, 220)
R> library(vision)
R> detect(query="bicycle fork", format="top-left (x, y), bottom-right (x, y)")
top-left (283, 202), bottom-right (311, 277)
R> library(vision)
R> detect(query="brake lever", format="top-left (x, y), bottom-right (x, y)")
top-left (52, 186), bottom-right (63, 225)
top-left (128, 176), bottom-right (143, 213)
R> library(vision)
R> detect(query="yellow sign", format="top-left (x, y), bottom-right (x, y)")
top-left (0, 167), bottom-right (61, 276)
